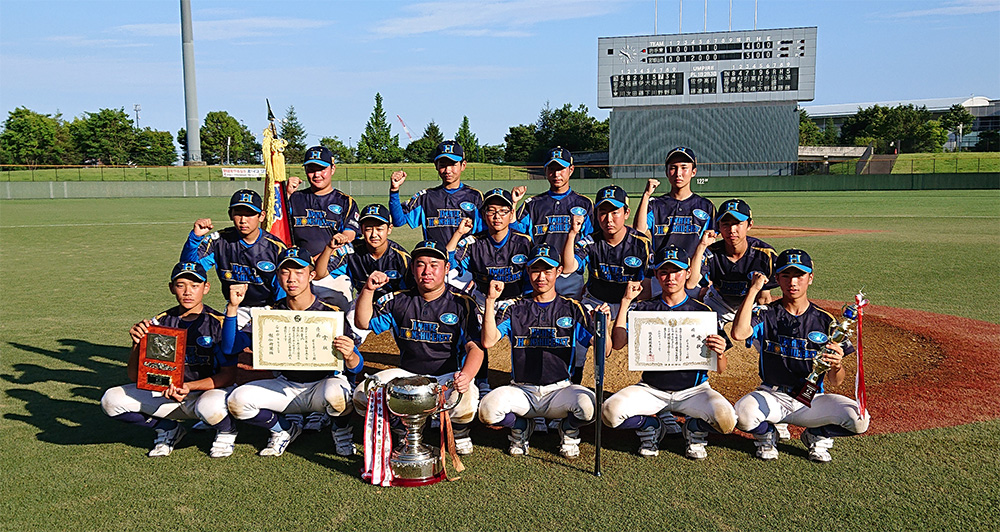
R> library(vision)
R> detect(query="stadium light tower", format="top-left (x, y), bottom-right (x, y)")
top-left (180, 0), bottom-right (204, 165)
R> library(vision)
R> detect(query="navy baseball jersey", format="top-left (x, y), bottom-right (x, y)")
top-left (702, 236), bottom-right (779, 307)
top-left (646, 194), bottom-right (717, 256)
top-left (749, 302), bottom-right (855, 391)
top-left (628, 296), bottom-right (730, 391)
top-left (287, 189), bottom-right (361, 258)
top-left (328, 239), bottom-right (413, 300)
top-left (495, 296), bottom-right (594, 385)
top-left (511, 189), bottom-right (594, 254)
top-left (369, 288), bottom-right (481, 376)
top-left (151, 305), bottom-right (233, 382)
top-left (181, 227), bottom-right (287, 307)
top-left (389, 185), bottom-right (484, 244)
top-left (574, 227), bottom-right (651, 303)
top-left (452, 230), bottom-right (533, 299)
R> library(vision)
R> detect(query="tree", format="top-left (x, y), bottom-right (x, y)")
top-left (940, 104), bottom-right (976, 151)
top-left (0, 107), bottom-right (65, 167)
top-left (839, 104), bottom-right (945, 154)
top-left (798, 109), bottom-right (820, 145)
top-left (482, 144), bottom-right (505, 164)
top-left (199, 111), bottom-right (245, 165)
top-left (422, 121), bottom-right (444, 145)
top-left (503, 102), bottom-right (609, 163)
top-left (176, 128), bottom-right (188, 162)
top-left (356, 93), bottom-right (403, 163)
top-left (504, 124), bottom-right (539, 163)
top-left (454, 116), bottom-right (480, 162)
top-left (69, 108), bottom-right (136, 165)
top-left (237, 123), bottom-right (262, 164)
top-left (131, 128), bottom-right (177, 166)
top-left (819, 119), bottom-right (838, 146)
top-left (974, 130), bottom-right (999, 152)
top-left (280, 105), bottom-right (307, 164)
top-left (319, 136), bottom-right (356, 164)
top-left (403, 137), bottom-right (436, 162)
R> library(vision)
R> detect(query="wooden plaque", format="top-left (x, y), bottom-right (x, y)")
top-left (137, 325), bottom-right (187, 391)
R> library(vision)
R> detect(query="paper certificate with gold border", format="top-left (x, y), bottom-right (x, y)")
top-left (627, 311), bottom-right (717, 372)
top-left (250, 308), bottom-right (345, 372)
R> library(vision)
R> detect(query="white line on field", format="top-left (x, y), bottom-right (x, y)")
top-left (0, 221), bottom-right (190, 228)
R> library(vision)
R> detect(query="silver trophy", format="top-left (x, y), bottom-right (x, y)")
top-left (794, 302), bottom-right (859, 406)
top-left (364, 375), bottom-right (462, 486)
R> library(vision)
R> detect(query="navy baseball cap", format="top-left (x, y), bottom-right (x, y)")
top-left (278, 246), bottom-right (314, 269)
top-left (229, 189), bottom-right (263, 213)
top-left (717, 198), bottom-right (752, 223)
top-left (482, 188), bottom-right (514, 209)
top-left (545, 147), bottom-right (573, 168)
top-left (666, 146), bottom-right (697, 166)
top-left (434, 141), bottom-right (464, 163)
top-left (652, 245), bottom-right (690, 270)
top-left (359, 203), bottom-right (391, 225)
top-left (775, 249), bottom-right (813, 274)
top-left (303, 146), bottom-right (334, 167)
top-left (595, 185), bottom-right (628, 209)
top-left (171, 262), bottom-right (208, 282)
top-left (412, 240), bottom-right (448, 261)
top-left (527, 244), bottom-right (560, 268)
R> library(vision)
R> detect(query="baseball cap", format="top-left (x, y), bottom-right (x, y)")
top-left (171, 261), bottom-right (208, 282)
top-left (303, 146), bottom-right (334, 167)
top-left (544, 147), bottom-right (573, 168)
top-left (775, 249), bottom-right (813, 274)
top-left (229, 189), bottom-right (263, 213)
top-left (278, 246), bottom-right (314, 269)
top-left (666, 146), bottom-right (697, 167)
top-left (652, 245), bottom-right (690, 270)
top-left (434, 141), bottom-right (464, 163)
top-left (595, 185), bottom-right (628, 209)
top-left (717, 198), bottom-right (752, 223)
top-left (527, 244), bottom-right (560, 268)
top-left (482, 188), bottom-right (514, 209)
top-left (412, 240), bottom-right (448, 261)
top-left (359, 203), bottom-right (391, 225)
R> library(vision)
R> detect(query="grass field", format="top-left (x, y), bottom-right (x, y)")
top-left (892, 152), bottom-right (1000, 174)
top-left (2, 190), bottom-right (999, 530)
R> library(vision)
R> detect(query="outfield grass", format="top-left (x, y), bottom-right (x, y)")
top-left (892, 152), bottom-right (1000, 174)
top-left (1, 190), bottom-right (999, 530)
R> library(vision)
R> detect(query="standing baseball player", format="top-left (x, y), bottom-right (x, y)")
top-left (602, 246), bottom-right (737, 459)
top-left (510, 147), bottom-right (594, 299)
top-left (100, 262), bottom-right (239, 458)
top-left (180, 189), bottom-right (286, 328)
top-left (352, 240), bottom-right (485, 455)
top-left (224, 247), bottom-right (363, 457)
top-left (731, 249), bottom-right (870, 462)
top-left (479, 244), bottom-right (611, 458)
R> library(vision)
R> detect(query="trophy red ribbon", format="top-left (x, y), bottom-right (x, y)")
top-left (854, 291), bottom-right (870, 420)
top-left (362, 386), bottom-right (393, 487)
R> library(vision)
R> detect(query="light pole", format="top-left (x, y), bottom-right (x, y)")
top-left (133, 104), bottom-right (141, 130)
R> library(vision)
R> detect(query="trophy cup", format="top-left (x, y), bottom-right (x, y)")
top-left (794, 303), bottom-right (860, 407)
top-left (365, 375), bottom-right (462, 487)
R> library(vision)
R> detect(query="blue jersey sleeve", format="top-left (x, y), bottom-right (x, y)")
top-left (221, 315), bottom-right (252, 356)
top-left (646, 209), bottom-right (655, 234)
top-left (389, 191), bottom-right (424, 229)
top-left (496, 317), bottom-right (512, 339)
top-left (510, 205), bottom-right (530, 234)
top-left (368, 296), bottom-right (398, 335)
top-left (181, 231), bottom-right (216, 271)
top-left (345, 346), bottom-right (364, 373)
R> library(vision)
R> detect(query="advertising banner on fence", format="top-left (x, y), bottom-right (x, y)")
top-left (222, 167), bottom-right (266, 180)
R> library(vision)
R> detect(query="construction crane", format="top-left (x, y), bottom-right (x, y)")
top-left (396, 114), bottom-right (414, 142)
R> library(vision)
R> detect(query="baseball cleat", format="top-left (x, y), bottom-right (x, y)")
top-left (775, 423), bottom-right (792, 441)
top-left (557, 419), bottom-right (581, 459)
top-left (683, 423), bottom-right (709, 460)
top-left (148, 424), bottom-right (187, 457)
top-left (209, 430), bottom-right (238, 458)
top-left (454, 437), bottom-right (474, 456)
top-left (800, 429), bottom-right (834, 463)
top-left (658, 412), bottom-right (683, 436)
top-left (259, 423), bottom-right (302, 457)
top-left (753, 429), bottom-right (779, 461)
top-left (303, 412), bottom-right (331, 432)
top-left (508, 420), bottom-right (534, 456)
top-left (332, 426), bottom-right (355, 457)
top-left (636, 419), bottom-right (665, 457)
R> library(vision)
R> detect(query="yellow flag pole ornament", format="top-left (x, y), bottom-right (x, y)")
top-left (262, 99), bottom-right (293, 244)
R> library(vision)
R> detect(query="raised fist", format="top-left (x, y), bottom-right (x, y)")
top-left (192, 218), bottom-right (214, 237)
top-left (700, 229), bottom-right (717, 247)
top-left (750, 271), bottom-right (769, 291)
top-left (570, 214), bottom-right (585, 234)
top-left (228, 284), bottom-right (248, 307)
top-left (456, 217), bottom-right (474, 236)
top-left (390, 171), bottom-right (407, 192)
top-left (287, 175), bottom-right (302, 193)
top-left (644, 179), bottom-right (660, 196)
top-left (365, 271), bottom-right (390, 292)
top-left (487, 280), bottom-right (505, 301)
top-left (623, 280), bottom-right (643, 302)
top-left (511, 186), bottom-right (527, 204)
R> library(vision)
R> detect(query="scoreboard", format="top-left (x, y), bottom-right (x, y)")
top-left (598, 27), bottom-right (816, 108)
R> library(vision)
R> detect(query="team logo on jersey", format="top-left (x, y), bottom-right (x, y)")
top-left (570, 206), bottom-right (587, 216)
top-left (402, 320), bottom-right (453, 343)
top-left (329, 204), bottom-right (343, 214)
top-left (196, 336), bottom-right (214, 348)
top-left (692, 209), bottom-right (709, 221)
top-left (257, 261), bottom-right (276, 272)
top-left (440, 313), bottom-right (459, 325)
top-left (294, 209), bottom-right (335, 228)
top-left (427, 209), bottom-right (464, 228)
top-left (624, 256), bottom-right (642, 268)
top-left (556, 316), bottom-right (574, 328)
top-left (513, 327), bottom-right (571, 348)
top-left (807, 331), bottom-right (829, 344)
top-left (384, 270), bottom-right (400, 279)
top-left (511, 254), bottom-right (527, 265)
top-left (460, 201), bottom-right (476, 212)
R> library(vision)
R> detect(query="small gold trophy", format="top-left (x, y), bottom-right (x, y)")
top-left (794, 303), bottom-right (860, 407)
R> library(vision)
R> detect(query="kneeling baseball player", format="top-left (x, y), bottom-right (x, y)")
top-left (731, 249), bottom-right (870, 462)
top-left (101, 262), bottom-right (240, 458)
top-left (603, 245), bottom-right (737, 459)
top-left (479, 244), bottom-right (611, 459)
top-left (224, 247), bottom-right (363, 457)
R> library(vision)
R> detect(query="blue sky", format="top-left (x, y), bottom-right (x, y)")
top-left (1, 0), bottom-right (997, 148)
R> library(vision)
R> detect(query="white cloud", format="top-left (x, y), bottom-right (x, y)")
top-left (892, 0), bottom-right (1000, 18)
top-left (373, 0), bottom-right (622, 38)
top-left (117, 17), bottom-right (331, 41)
top-left (46, 35), bottom-right (150, 48)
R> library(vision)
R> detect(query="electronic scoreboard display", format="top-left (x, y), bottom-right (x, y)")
top-left (598, 27), bottom-right (816, 107)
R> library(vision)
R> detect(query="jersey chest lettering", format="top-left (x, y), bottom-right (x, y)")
top-left (596, 262), bottom-right (633, 282)
top-left (401, 319), bottom-right (453, 343)
top-left (513, 326), bottom-right (571, 348)
top-left (484, 265), bottom-right (521, 282)
top-left (763, 335), bottom-right (816, 360)
top-left (225, 263), bottom-right (264, 284)
top-left (654, 215), bottom-right (698, 235)
top-left (293, 208), bottom-right (336, 228)
top-left (427, 208), bottom-right (464, 228)
top-left (535, 214), bottom-right (571, 236)
top-left (718, 279), bottom-right (749, 295)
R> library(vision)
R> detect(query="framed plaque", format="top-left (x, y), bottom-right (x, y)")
top-left (137, 325), bottom-right (187, 391)
top-left (627, 311), bottom-right (717, 372)
top-left (250, 308), bottom-right (345, 372)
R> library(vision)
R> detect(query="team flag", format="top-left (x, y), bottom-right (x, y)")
top-left (262, 124), bottom-right (292, 246)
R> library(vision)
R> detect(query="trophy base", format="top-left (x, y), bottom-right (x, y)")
top-left (794, 382), bottom-right (819, 407)
top-left (390, 469), bottom-right (446, 487)
top-left (389, 445), bottom-right (445, 487)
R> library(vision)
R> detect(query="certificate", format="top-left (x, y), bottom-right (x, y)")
top-left (251, 308), bottom-right (345, 372)
top-left (627, 311), bottom-right (717, 372)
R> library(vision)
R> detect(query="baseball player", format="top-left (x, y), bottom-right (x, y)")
top-left (602, 246), bottom-right (737, 459)
top-left (285, 145), bottom-right (361, 309)
top-left (224, 247), bottom-right (364, 457)
top-left (180, 189), bottom-right (286, 328)
top-left (352, 240), bottom-right (485, 456)
top-left (100, 262), bottom-right (239, 458)
top-left (479, 244), bottom-right (611, 458)
top-left (314, 203), bottom-right (414, 343)
top-left (731, 249), bottom-right (870, 462)
top-left (510, 147), bottom-right (594, 299)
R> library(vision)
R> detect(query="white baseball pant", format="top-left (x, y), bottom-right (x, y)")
top-left (601, 381), bottom-right (737, 433)
top-left (226, 374), bottom-right (353, 420)
top-left (479, 380), bottom-right (596, 425)
top-left (734, 385), bottom-right (869, 434)
top-left (101, 384), bottom-right (233, 426)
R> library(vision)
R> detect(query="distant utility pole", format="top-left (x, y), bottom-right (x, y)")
top-left (133, 104), bottom-right (141, 130)
top-left (180, 0), bottom-right (204, 165)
